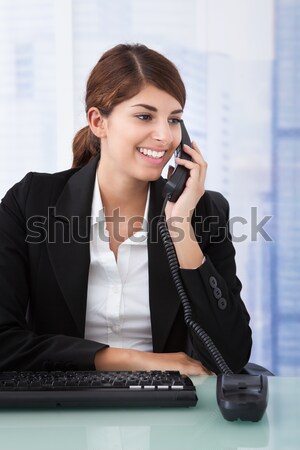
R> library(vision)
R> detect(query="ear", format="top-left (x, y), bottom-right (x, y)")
top-left (87, 107), bottom-right (107, 138)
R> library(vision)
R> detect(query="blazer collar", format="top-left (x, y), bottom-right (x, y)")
top-left (55, 155), bottom-right (100, 220)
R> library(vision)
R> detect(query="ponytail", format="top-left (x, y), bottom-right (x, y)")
top-left (72, 126), bottom-right (100, 168)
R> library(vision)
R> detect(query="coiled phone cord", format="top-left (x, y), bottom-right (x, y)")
top-left (158, 195), bottom-right (233, 375)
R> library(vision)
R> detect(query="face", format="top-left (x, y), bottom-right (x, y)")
top-left (91, 84), bottom-right (183, 183)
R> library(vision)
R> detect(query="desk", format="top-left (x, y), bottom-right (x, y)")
top-left (0, 376), bottom-right (299, 450)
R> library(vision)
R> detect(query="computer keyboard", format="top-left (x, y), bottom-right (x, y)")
top-left (0, 370), bottom-right (198, 408)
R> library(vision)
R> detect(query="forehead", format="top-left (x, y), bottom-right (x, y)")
top-left (121, 84), bottom-right (182, 112)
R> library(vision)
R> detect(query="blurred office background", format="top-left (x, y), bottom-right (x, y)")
top-left (0, 0), bottom-right (299, 375)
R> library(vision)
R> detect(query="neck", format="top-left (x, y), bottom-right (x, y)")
top-left (96, 162), bottom-right (149, 216)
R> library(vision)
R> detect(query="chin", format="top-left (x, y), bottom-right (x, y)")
top-left (141, 172), bottom-right (163, 182)
top-left (135, 168), bottom-right (163, 182)
top-left (147, 173), bottom-right (162, 181)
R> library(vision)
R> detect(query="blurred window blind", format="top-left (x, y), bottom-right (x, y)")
top-left (0, 0), bottom-right (73, 198)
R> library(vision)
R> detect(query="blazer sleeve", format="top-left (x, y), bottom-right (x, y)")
top-left (179, 192), bottom-right (252, 374)
top-left (0, 173), bottom-right (107, 371)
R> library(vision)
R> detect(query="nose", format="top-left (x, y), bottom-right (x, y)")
top-left (151, 120), bottom-right (174, 146)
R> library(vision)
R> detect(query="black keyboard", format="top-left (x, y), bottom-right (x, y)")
top-left (0, 370), bottom-right (198, 408)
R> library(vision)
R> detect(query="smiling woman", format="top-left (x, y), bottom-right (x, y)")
top-left (72, 44), bottom-right (186, 168)
top-left (88, 85), bottom-right (183, 183)
top-left (0, 43), bottom-right (252, 376)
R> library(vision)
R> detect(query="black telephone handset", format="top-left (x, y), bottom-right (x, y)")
top-left (162, 121), bottom-right (192, 202)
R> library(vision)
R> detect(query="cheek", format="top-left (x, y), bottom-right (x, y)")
top-left (108, 121), bottom-right (140, 146)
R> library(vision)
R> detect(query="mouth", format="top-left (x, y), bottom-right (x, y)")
top-left (136, 147), bottom-right (167, 166)
top-left (137, 147), bottom-right (167, 159)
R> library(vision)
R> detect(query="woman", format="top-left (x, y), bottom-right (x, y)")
top-left (0, 44), bottom-right (252, 374)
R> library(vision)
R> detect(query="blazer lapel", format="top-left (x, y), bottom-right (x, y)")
top-left (147, 178), bottom-right (181, 353)
top-left (46, 156), bottom-right (100, 336)
top-left (47, 159), bottom-right (182, 345)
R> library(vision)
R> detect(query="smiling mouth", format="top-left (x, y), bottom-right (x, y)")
top-left (137, 147), bottom-right (166, 159)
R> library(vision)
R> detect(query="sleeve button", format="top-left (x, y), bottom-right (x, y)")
top-left (209, 276), bottom-right (217, 288)
top-left (218, 298), bottom-right (227, 310)
top-left (213, 287), bottom-right (222, 299)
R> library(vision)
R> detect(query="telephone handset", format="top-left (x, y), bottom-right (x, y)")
top-left (162, 121), bottom-right (192, 202)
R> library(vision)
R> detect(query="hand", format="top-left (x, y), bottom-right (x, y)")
top-left (95, 348), bottom-right (213, 376)
top-left (165, 141), bottom-right (207, 222)
top-left (139, 351), bottom-right (213, 375)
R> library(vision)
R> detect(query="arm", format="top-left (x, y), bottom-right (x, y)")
top-left (164, 143), bottom-right (252, 374)
top-left (94, 347), bottom-right (213, 375)
top-left (166, 217), bottom-right (205, 269)
top-left (179, 194), bottom-right (252, 373)
top-left (0, 173), bottom-right (106, 371)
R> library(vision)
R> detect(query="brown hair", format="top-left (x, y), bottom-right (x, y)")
top-left (72, 43), bottom-right (186, 168)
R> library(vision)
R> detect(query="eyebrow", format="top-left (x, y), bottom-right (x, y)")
top-left (131, 103), bottom-right (183, 114)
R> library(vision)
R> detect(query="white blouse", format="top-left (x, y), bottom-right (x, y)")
top-left (84, 175), bottom-right (153, 352)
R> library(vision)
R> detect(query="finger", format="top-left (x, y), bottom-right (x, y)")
top-left (201, 366), bottom-right (214, 376)
top-left (174, 157), bottom-right (201, 173)
top-left (195, 365), bottom-right (214, 376)
top-left (176, 149), bottom-right (208, 185)
top-left (182, 358), bottom-right (212, 376)
top-left (190, 143), bottom-right (208, 185)
top-left (183, 365), bottom-right (213, 376)
top-left (183, 143), bottom-right (207, 167)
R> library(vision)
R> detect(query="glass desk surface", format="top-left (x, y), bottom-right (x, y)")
top-left (0, 376), bottom-right (299, 450)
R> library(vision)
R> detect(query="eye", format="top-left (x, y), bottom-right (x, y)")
top-left (168, 118), bottom-right (182, 125)
top-left (136, 114), bottom-right (152, 121)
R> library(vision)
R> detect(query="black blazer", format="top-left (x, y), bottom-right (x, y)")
top-left (0, 156), bottom-right (252, 373)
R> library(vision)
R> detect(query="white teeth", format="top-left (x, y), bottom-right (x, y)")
top-left (138, 148), bottom-right (165, 159)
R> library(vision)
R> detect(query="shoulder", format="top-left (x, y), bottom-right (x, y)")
top-left (1, 167), bottom-right (80, 216)
top-left (202, 190), bottom-right (229, 212)
top-left (194, 190), bottom-right (230, 224)
top-left (26, 167), bottom-right (79, 197)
